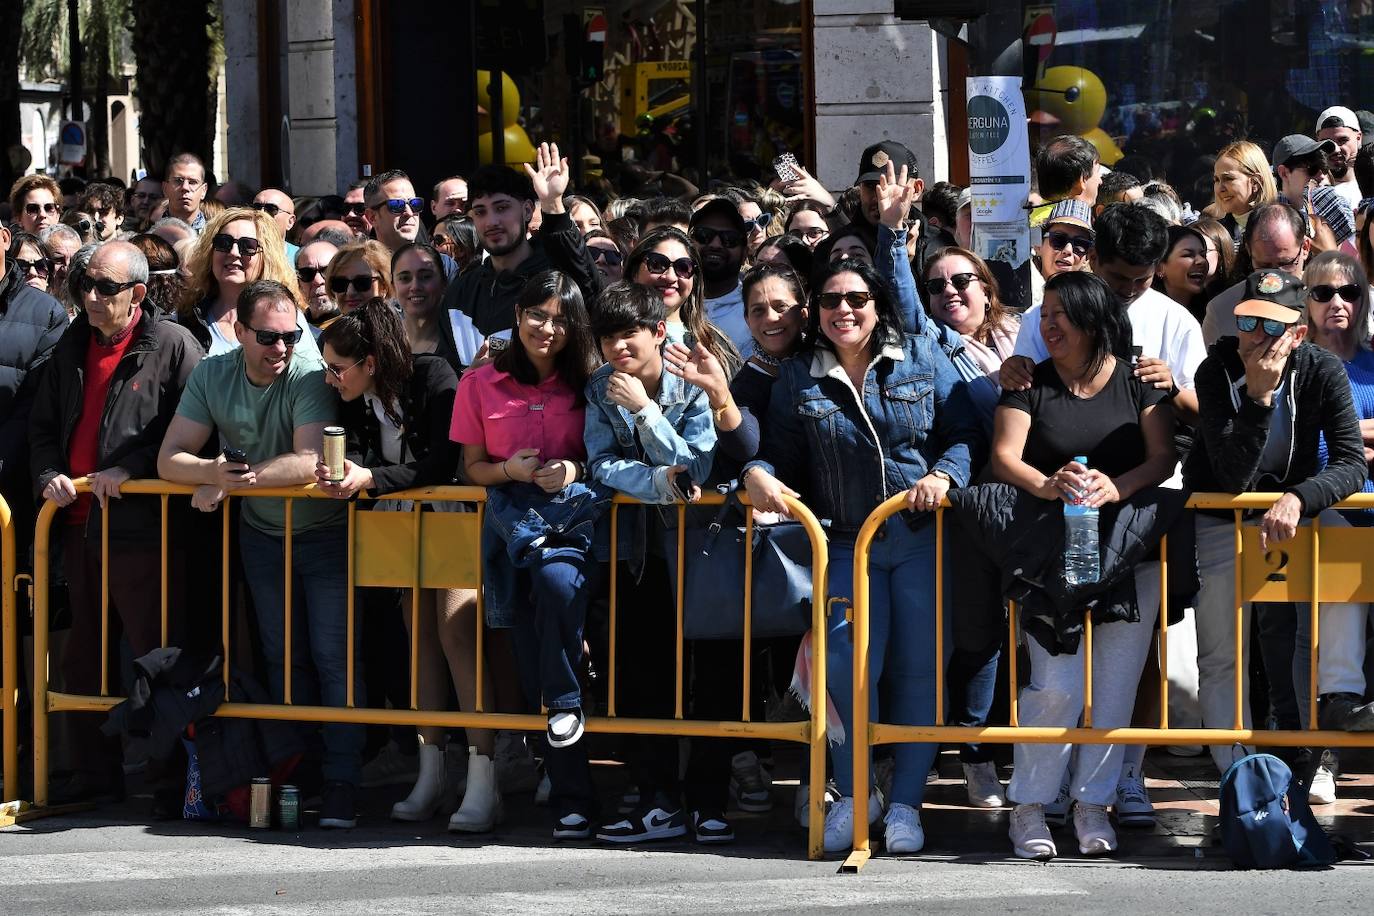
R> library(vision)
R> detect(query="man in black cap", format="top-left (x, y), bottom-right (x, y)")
top-left (821, 140), bottom-right (925, 265)
top-left (1185, 269), bottom-right (1373, 784)
top-left (1271, 135), bottom-right (1354, 248)
top-left (689, 197), bottom-right (751, 353)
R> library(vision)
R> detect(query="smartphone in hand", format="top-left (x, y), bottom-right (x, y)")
top-left (222, 446), bottom-right (249, 473)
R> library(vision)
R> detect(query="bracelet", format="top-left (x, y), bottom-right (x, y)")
top-left (501, 458), bottom-right (512, 481)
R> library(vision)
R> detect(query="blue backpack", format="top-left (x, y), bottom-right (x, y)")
top-left (1219, 753), bottom-right (1336, 869)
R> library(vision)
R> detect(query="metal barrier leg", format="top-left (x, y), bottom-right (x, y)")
top-left (1, 494), bottom-right (16, 806)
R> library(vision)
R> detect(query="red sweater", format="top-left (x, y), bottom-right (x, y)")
top-left (67, 313), bottom-right (141, 525)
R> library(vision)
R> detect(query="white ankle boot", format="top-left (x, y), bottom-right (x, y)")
top-left (448, 747), bottom-right (503, 833)
top-left (391, 743), bottom-right (446, 821)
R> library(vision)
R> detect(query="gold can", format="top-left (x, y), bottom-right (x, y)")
top-left (249, 777), bottom-right (271, 828)
top-left (323, 426), bottom-right (346, 482)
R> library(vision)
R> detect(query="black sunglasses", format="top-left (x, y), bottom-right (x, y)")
top-left (211, 233), bottom-right (263, 257)
top-left (690, 226), bottom-right (744, 249)
top-left (590, 246), bottom-right (623, 267)
top-left (377, 197), bottom-right (423, 215)
top-left (77, 274), bottom-right (137, 296)
top-left (344, 202), bottom-right (367, 216)
top-left (330, 274), bottom-right (377, 294)
top-left (15, 257), bottom-right (51, 277)
top-left (641, 251), bottom-right (696, 279)
top-left (251, 201), bottom-right (288, 217)
top-left (1236, 315), bottom-right (1289, 337)
top-left (296, 267), bottom-right (326, 283)
top-left (925, 273), bottom-right (978, 295)
top-left (1308, 283), bottom-right (1362, 303)
top-left (24, 202), bottom-right (59, 216)
top-left (242, 323), bottom-right (304, 347)
top-left (1044, 230), bottom-right (1093, 256)
top-left (816, 290), bottom-right (875, 310)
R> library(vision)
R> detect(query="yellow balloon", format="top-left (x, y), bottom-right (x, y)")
top-left (476, 69), bottom-right (521, 128)
top-left (478, 124), bottom-right (537, 169)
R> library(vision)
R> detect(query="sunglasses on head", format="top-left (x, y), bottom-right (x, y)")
top-left (1045, 230), bottom-right (1093, 256)
top-left (742, 213), bottom-right (772, 231)
top-left (1236, 315), bottom-right (1289, 337)
top-left (1309, 283), bottom-right (1361, 303)
top-left (243, 324), bottom-right (303, 347)
top-left (251, 201), bottom-right (287, 217)
top-left (377, 197), bottom-right (423, 215)
top-left (296, 267), bottom-right (326, 283)
top-left (330, 274), bottom-right (377, 294)
top-left (641, 251), bottom-right (696, 279)
top-left (816, 290), bottom-right (875, 310)
top-left (690, 226), bottom-right (744, 249)
top-left (25, 202), bottom-right (59, 216)
top-left (590, 246), bottom-right (623, 267)
top-left (77, 274), bottom-right (137, 296)
top-left (924, 273), bottom-right (978, 295)
top-left (211, 233), bottom-right (262, 257)
top-left (15, 257), bottom-right (51, 277)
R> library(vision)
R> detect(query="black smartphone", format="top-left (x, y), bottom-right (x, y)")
top-left (222, 446), bottom-right (249, 471)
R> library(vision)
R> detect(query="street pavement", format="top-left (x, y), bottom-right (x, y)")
top-left (3, 746), bottom-right (1373, 915)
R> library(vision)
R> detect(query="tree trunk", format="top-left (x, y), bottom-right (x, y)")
top-left (130, 0), bottom-right (214, 174)
top-left (0, 0), bottom-right (22, 193)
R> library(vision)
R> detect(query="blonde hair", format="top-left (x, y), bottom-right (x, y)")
top-left (1207, 141), bottom-right (1277, 217)
top-left (177, 207), bottom-right (301, 318)
top-left (325, 240), bottom-right (394, 308)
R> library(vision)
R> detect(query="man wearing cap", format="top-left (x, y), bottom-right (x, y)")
top-left (822, 140), bottom-right (925, 264)
top-left (1185, 269), bottom-right (1372, 775)
top-left (1316, 106), bottom-right (1363, 210)
top-left (1272, 135), bottom-right (1355, 249)
top-left (688, 197), bottom-right (751, 354)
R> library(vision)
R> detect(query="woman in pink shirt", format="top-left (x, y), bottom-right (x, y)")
top-left (450, 269), bottom-right (602, 839)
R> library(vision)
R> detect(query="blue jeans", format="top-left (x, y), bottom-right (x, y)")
top-left (239, 521), bottom-right (365, 785)
top-left (827, 517), bottom-right (940, 807)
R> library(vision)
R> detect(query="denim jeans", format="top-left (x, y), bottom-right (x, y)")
top-left (827, 517), bottom-right (940, 808)
top-left (239, 520), bottom-right (365, 785)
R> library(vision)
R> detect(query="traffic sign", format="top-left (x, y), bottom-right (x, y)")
top-left (59, 120), bottom-right (86, 165)
top-left (1025, 13), bottom-right (1057, 64)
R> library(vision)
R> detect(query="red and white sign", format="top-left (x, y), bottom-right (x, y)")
top-left (586, 13), bottom-right (607, 43)
top-left (1026, 13), bottom-right (1057, 63)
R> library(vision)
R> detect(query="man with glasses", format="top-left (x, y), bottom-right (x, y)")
top-left (1202, 203), bottom-right (1311, 346)
top-left (162, 152), bottom-right (210, 233)
top-left (30, 241), bottom-right (202, 805)
top-left (158, 279), bottom-right (361, 829)
top-left (253, 187), bottom-right (300, 260)
top-left (39, 224), bottom-right (83, 315)
top-left (9, 175), bottom-right (63, 235)
top-left (364, 170), bottom-right (422, 253)
top-left (124, 175), bottom-right (164, 233)
top-left (341, 180), bottom-right (370, 240)
top-left (688, 198), bottom-right (751, 353)
top-left (76, 183), bottom-right (125, 242)
top-left (295, 239), bottom-right (340, 328)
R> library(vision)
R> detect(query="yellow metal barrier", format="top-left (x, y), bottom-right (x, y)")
top-left (25, 479), bottom-right (831, 858)
top-left (1, 493), bottom-right (16, 808)
top-left (843, 492), bottom-right (1374, 872)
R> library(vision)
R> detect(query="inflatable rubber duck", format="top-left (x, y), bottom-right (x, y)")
top-left (1024, 65), bottom-right (1123, 165)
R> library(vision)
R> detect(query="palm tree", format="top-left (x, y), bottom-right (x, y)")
top-left (130, 0), bottom-right (221, 176)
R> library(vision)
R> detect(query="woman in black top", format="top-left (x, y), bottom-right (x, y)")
top-left (990, 272), bottom-right (1175, 863)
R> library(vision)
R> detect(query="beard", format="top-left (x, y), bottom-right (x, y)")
top-left (481, 230), bottom-right (526, 258)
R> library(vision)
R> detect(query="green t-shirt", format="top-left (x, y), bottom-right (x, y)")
top-left (177, 348), bottom-right (344, 535)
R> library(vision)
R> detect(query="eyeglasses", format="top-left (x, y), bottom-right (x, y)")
top-left (1309, 283), bottom-right (1362, 303)
top-left (641, 251), bottom-right (696, 279)
top-left (89, 207), bottom-right (117, 220)
top-left (742, 213), bottom-right (772, 231)
top-left (816, 290), bottom-right (876, 310)
top-left (1236, 315), bottom-right (1289, 337)
top-left (523, 308), bottom-right (570, 332)
top-left (168, 176), bottom-right (202, 188)
top-left (1044, 230), bottom-right (1094, 256)
top-left (15, 257), bottom-right (51, 278)
top-left (590, 246), bottom-right (623, 267)
top-left (25, 202), bottom-right (59, 216)
top-left (251, 201), bottom-right (290, 217)
top-left (690, 226), bottom-right (744, 249)
top-left (924, 273), bottom-right (979, 295)
top-left (376, 197), bottom-right (423, 215)
top-left (324, 357), bottom-right (364, 381)
top-left (211, 233), bottom-right (262, 257)
top-left (344, 202), bottom-right (367, 217)
top-left (242, 324), bottom-right (303, 347)
top-left (1258, 253), bottom-right (1303, 273)
top-left (77, 274), bottom-right (137, 296)
top-left (296, 267), bottom-right (327, 283)
top-left (330, 274), bottom-right (378, 294)
top-left (795, 226), bottom-right (829, 241)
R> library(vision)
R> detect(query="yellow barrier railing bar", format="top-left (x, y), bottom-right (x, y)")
top-left (221, 502), bottom-right (231, 694)
top-left (160, 494), bottom-right (169, 647)
top-left (674, 502), bottom-right (686, 721)
top-left (474, 499), bottom-right (487, 714)
top-left (283, 499), bottom-right (294, 706)
top-left (933, 508), bottom-right (944, 726)
top-left (346, 502), bottom-right (356, 708)
top-left (1309, 517), bottom-right (1320, 731)
top-left (1, 494), bottom-right (16, 802)
top-left (100, 501), bottom-right (110, 697)
top-left (742, 505), bottom-right (754, 723)
top-left (1158, 534), bottom-right (1169, 729)
top-left (1007, 600), bottom-right (1019, 727)
top-left (1233, 509), bottom-right (1243, 731)
top-left (409, 501), bottom-right (422, 711)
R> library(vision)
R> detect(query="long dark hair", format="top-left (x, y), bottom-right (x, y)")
top-left (624, 226), bottom-right (741, 374)
top-left (1042, 271), bottom-right (1132, 380)
top-left (319, 297), bottom-right (413, 426)
top-left (494, 270), bottom-right (597, 399)
top-left (805, 259), bottom-right (904, 355)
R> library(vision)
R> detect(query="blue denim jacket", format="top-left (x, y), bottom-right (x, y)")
top-left (749, 332), bottom-right (982, 533)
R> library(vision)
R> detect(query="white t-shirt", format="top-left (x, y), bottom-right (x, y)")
top-left (1012, 286), bottom-right (1206, 389)
top-left (705, 282), bottom-right (751, 356)
top-left (1332, 178), bottom-right (1363, 211)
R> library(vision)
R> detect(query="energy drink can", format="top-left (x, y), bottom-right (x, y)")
top-left (323, 426), bottom-right (346, 482)
top-left (278, 785), bottom-right (301, 832)
top-left (249, 777), bottom-right (271, 828)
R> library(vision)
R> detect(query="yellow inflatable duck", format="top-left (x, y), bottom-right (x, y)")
top-left (1024, 66), bottom-right (1123, 166)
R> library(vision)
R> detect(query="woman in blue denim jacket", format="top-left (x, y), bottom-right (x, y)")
top-left (742, 258), bottom-right (982, 855)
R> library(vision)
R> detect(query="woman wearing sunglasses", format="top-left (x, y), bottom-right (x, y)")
top-left (324, 240), bottom-right (393, 317)
top-left (176, 206), bottom-right (318, 358)
top-left (585, 229), bottom-right (625, 285)
top-left (742, 258), bottom-right (982, 855)
top-left (9, 231), bottom-right (52, 293)
top-left (1031, 200), bottom-right (1095, 308)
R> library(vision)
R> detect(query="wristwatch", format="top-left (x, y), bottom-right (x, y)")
top-left (930, 469), bottom-right (953, 484)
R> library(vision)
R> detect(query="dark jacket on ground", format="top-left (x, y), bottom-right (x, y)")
top-left (29, 301), bottom-right (203, 538)
top-left (1182, 337), bottom-right (1367, 516)
top-left (0, 264), bottom-right (68, 505)
top-left (341, 352), bottom-right (461, 495)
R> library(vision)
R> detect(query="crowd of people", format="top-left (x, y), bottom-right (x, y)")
top-left (3, 103), bottom-right (1374, 862)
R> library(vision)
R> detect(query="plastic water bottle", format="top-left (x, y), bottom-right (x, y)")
top-left (1063, 455), bottom-right (1100, 586)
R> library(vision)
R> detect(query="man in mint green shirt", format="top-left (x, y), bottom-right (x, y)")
top-left (158, 279), bottom-right (362, 829)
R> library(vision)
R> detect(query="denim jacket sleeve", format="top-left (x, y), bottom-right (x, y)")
top-left (927, 339), bottom-right (983, 487)
top-left (584, 380), bottom-right (718, 504)
top-left (876, 223), bottom-right (928, 338)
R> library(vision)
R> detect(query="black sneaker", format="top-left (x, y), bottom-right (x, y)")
top-left (547, 707), bottom-right (585, 749)
top-left (553, 811), bottom-right (592, 840)
top-left (1319, 692), bottom-right (1374, 732)
top-left (692, 810), bottom-right (735, 845)
top-left (318, 780), bottom-right (357, 829)
top-left (595, 797), bottom-right (687, 843)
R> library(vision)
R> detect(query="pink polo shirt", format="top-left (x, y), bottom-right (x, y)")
top-left (450, 362), bottom-right (587, 462)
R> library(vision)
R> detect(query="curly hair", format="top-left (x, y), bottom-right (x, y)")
top-left (178, 206), bottom-right (301, 319)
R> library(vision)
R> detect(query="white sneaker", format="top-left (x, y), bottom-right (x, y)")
top-left (794, 781), bottom-right (838, 829)
top-left (822, 792), bottom-right (883, 855)
top-left (883, 802), bottom-right (925, 854)
top-left (1073, 802), bottom-right (1117, 856)
top-left (1009, 803), bottom-right (1057, 860)
top-left (1044, 775), bottom-right (1072, 828)
top-left (729, 751), bottom-right (774, 813)
top-left (962, 761), bottom-right (1006, 808)
top-left (1114, 762), bottom-right (1155, 827)
top-left (1308, 765), bottom-right (1337, 806)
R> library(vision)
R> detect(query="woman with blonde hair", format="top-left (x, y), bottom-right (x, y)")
top-left (176, 206), bottom-right (319, 357)
top-left (325, 239), bottom-right (394, 316)
top-left (1206, 140), bottom-right (1278, 249)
